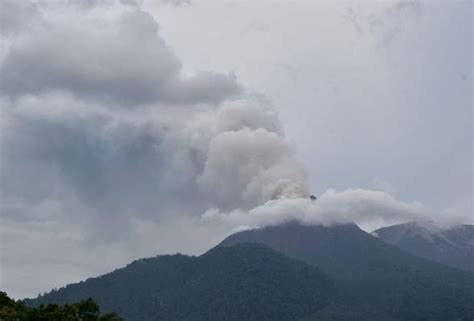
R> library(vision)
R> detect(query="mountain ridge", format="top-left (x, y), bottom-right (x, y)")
top-left (26, 221), bottom-right (474, 321)
top-left (25, 243), bottom-right (334, 321)
top-left (373, 221), bottom-right (474, 272)
top-left (219, 221), bottom-right (474, 321)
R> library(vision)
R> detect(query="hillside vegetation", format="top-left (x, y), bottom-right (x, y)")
top-left (27, 244), bottom-right (333, 321)
top-left (0, 291), bottom-right (121, 321)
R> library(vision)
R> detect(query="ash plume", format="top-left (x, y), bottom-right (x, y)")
top-left (0, 0), bottom-right (308, 236)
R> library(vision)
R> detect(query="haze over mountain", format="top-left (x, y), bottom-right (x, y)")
top-left (373, 222), bottom-right (474, 272)
top-left (27, 222), bottom-right (474, 321)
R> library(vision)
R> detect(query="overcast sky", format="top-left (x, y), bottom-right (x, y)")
top-left (0, 0), bottom-right (472, 299)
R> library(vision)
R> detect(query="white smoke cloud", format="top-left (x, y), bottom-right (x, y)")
top-left (197, 127), bottom-right (308, 210)
top-left (202, 188), bottom-right (430, 232)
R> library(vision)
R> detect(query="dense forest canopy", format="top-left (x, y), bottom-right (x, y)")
top-left (0, 291), bottom-right (122, 321)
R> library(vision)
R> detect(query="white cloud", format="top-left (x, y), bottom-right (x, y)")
top-left (203, 188), bottom-right (429, 232)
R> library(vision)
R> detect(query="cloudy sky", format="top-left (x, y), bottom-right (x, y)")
top-left (0, 0), bottom-right (472, 299)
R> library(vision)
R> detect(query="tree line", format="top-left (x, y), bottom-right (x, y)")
top-left (0, 291), bottom-right (122, 321)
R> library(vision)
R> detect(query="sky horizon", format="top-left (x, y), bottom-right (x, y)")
top-left (0, 0), bottom-right (472, 299)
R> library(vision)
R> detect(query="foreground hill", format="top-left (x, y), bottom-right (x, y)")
top-left (26, 244), bottom-right (333, 321)
top-left (219, 222), bottom-right (474, 321)
top-left (373, 221), bottom-right (474, 272)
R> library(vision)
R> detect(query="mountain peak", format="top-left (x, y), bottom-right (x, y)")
top-left (373, 221), bottom-right (474, 272)
top-left (219, 221), bottom-right (419, 279)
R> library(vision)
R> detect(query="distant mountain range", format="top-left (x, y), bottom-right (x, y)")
top-left (373, 221), bottom-right (474, 272)
top-left (26, 221), bottom-right (474, 321)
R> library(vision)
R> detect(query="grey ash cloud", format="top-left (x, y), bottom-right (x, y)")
top-left (0, 0), bottom-right (309, 276)
top-left (0, 0), bottom-right (309, 298)
top-left (0, 9), bottom-right (240, 105)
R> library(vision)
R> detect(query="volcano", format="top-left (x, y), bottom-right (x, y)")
top-left (373, 221), bottom-right (474, 272)
top-left (26, 222), bottom-right (474, 321)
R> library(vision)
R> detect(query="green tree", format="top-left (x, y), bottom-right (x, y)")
top-left (0, 306), bottom-right (18, 321)
top-left (0, 292), bottom-right (122, 321)
top-left (77, 298), bottom-right (100, 321)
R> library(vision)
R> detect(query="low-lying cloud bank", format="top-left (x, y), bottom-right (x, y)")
top-left (202, 188), bottom-right (430, 232)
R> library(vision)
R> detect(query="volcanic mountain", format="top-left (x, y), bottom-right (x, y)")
top-left (26, 222), bottom-right (474, 321)
top-left (373, 221), bottom-right (474, 272)
top-left (219, 222), bottom-right (474, 320)
top-left (25, 244), bottom-right (333, 321)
